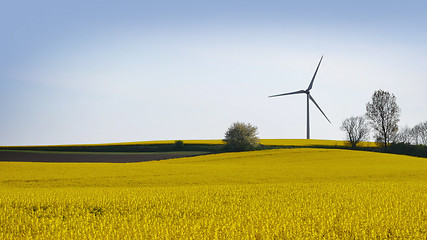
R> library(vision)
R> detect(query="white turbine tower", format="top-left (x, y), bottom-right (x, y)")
top-left (269, 56), bottom-right (331, 139)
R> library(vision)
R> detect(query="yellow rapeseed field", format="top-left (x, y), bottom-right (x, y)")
top-left (259, 139), bottom-right (377, 147)
top-left (9, 138), bottom-right (375, 147)
top-left (11, 139), bottom-right (224, 147)
top-left (1, 148), bottom-right (426, 239)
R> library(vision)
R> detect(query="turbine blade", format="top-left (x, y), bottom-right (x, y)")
top-left (269, 90), bottom-right (306, 98)
top-left (306, 55), bottom-right (323, 91)
top-left (308, 94), bottom-right (331, 123)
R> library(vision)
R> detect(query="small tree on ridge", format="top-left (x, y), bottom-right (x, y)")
top-left (340, 116), bottom-right (370, 148)
top-left (223, 122), bottom-right (259, 151)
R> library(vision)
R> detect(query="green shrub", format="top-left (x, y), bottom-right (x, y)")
top-left (223, 122), bottom-right (259, 151)
top-left (174, 140), bottom-right (184, 150)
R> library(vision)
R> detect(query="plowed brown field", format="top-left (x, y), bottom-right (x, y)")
top-left (0, 151), bottom-right (205, 163)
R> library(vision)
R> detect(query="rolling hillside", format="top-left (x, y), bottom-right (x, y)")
top-left (1, 148), bottom-right (426, 239)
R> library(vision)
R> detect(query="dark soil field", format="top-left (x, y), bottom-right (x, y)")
top-left (0, 150), bottom-right (208, 163)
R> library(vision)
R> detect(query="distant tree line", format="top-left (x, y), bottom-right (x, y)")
top-left (395, 122), bottom-right (427, 146)
top-left (341, 89), bottom-right (427, 157)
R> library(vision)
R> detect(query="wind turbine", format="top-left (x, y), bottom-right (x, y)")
top-left (269, 56), bottom-right (331, 139)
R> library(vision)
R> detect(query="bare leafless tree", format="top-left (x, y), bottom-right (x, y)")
top-left (366, 90), bottom-right (400, 148)
top-left (415, 121), bottom-right (427, 145)
top-left (340, 116), bottom-right (370, 148)
top-left (395, 126), bottom-right (414, 144)
top-left (412, 124), bottom-right (421, 145)
top-left (409, 122), bottom-right (427, 145)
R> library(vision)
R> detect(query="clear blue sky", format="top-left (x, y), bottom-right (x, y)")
top-left (1, 1), bottom-right (426, 145)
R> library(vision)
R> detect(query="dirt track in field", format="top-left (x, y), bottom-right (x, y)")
top-left (0, 151), bottom-right (204, 163)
